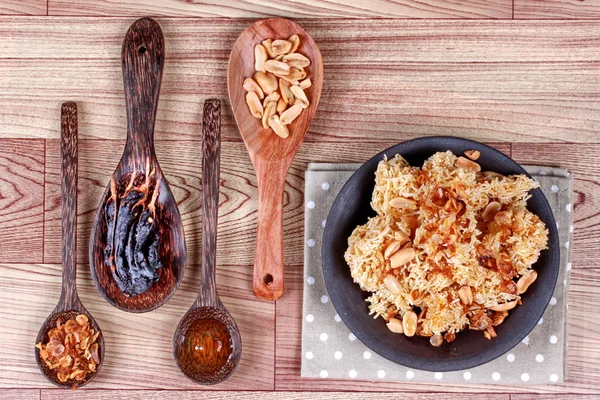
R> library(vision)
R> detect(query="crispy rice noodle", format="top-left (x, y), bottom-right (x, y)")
top-left (345, 151), bottom-right (548, 346)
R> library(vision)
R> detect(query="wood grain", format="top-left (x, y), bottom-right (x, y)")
top-left (0, 1), bottom-right (45, 15)
top-left (512, 144), bottom-right (600, 270)
top-left (0, 389), bottom-right (39, 400)
top-left (46, 0), bottom-right (512, 18)
top-left (0, 139), bottom-right (44, 263)
top-left (40, 390), bottom-right (510, 399)
top-left (515, 0), bottom-right (600, 19)
top-left (0, 262), bottom-right (274, 389)
top-left (0, 19), bottom-right (598, 143)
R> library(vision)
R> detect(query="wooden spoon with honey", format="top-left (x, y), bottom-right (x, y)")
top-left (89, 18), bottom-right (186, 312)
top-left (227, 18), bottom-right (323, 300)
top-left (35, 103), bottom-right (105, 389)
top-left (173, 100), bottom-right (242, 385)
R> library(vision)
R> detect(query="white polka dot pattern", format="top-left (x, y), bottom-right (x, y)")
top-left (334, 314), bottom-right (341, 322)
top-left (349, 369), bottom-right (357, 378)
top-left (320, 370), bottom-right (328, 378)
top-left (377, 370), bottom-right (386, 379)
top-left (321, 182), bottom-right (330, 191)
top-left (536, 354), bottom-right (544, 363)
top-left (435, 372), bottom-right (443, 380)
top-left (521, 373), bottom-right (530, 382)
top-left (492, 372), bottom-right (501, 381)
top-left (307, 200), bottom-right (315, 209)
top-left (507, 354), bottom-right (515, 362)
top-left (363, 351), bottom-right (371, 360)
top-left (406, 370), bottom-right (414, 379)
top-left (307, 238), bottom-right (316, 247)
top-left (550, 335), bottom-right (558, 344)
top-left (320, 333), bottom-right (328, 341)
top-left (320, 295), bottom-right (328, 304)
top-left (306, 314), bottom-right (314, 323)
top-left (307, 276), bottom-right (315, 285)
top-left (463, 372), bottom-right (472, 380)
top-left (305, 351), bottom-right (313, 360)
top-left (334, 351), bottom-right (342, 360)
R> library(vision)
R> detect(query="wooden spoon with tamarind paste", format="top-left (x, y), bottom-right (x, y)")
top-left (227, 19), bottom-right (323, 300)
top-left (89, 18), bottom-right (186, 312)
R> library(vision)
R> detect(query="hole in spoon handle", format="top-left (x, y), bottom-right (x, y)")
top-left (60, 102), bottom-right (79, 308)
top-left (253, 161), bottom-right (287, 301)
top-left (121, 17), bottom-right (164, 169)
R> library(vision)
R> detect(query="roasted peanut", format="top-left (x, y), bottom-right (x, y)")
top-left (402, 311), bottom-right (418, 337)
top-left (389, 196), bottom-right (417, 210)
top-left (384, 238), bottom-right (406, 259)
top-left (243, 77), bottom-right (264, 100)
top-left (261, 39), bottom-right (277, 58)
top-left (458, 286), bottom-right (473, 305)
top-left (483, 171), bottom-right (504, 179)
top-left (254, 44), bottom-right (267, 72)
top-left (456, 156), bottom-right (481, 172)
top-left (245, 91), bottom-right (263, 118)
top-left (516, 271), bottom-right (538, 294)
top-left (254, 71), bottom-right (278, 94)
top-left (489, 300), bottom-right (518, 312)
top-left (383, 274), bottom-right (402, 295)
top-left (494, 211), bottom-right (511, 225)
top-left (283, 53), bottom-right (310, 68)
top-left (430, 333), bottom-right (443, 347)
top-left (262, 101), bottom-right (277, 129)
top-left (277, 97), bottom-right (287, 114)
top-left (271, 39), bottom-right (292, 55)
top-left (267, 115), bottom-right (289, 138)
top-left (386, 318), bottom-right (404, 334)
top-left (262, 91), bottom-right (280, 107)
top-left (464, 150), bottom-right (480, 160)
top-left (482, 201), bottom-right (501, 221)
top-left (390, 247), bottom-right (415, 269)
top-left (288, 34), bottom-right (300, 53)
top-left (279, 78), bottom-right (294, 105)
top-left (264, 59), bottom-right (290, 76)
top-left (299, 78), bottom-right (312, 89)
top-left (290, 85), bottom-right (309, 108)
top-left (280, 104), bottom-right (303, 125)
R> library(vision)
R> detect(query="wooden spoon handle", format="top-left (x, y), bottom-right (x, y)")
top-left (252, 160), bottom-right (289, 300)
top-left (197, 99), bottom-right (221, 308)
top-left (121, 17), bottom-right (164, 170)
top-left (60, 102), bottom-right (79, 308)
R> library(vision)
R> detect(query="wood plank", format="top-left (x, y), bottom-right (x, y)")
top-left (512, 143), bottom-right (599, 269)
top-left (0, 389), bottom-right (39, 400)
top-left (513, 396), bottom-right (600, 400)
top-left (41, 390), bottom-right (510, 399)
top-left (276, 264), bottom-right (600, 393)
top-left (0, 139), bottom-right (44, 263)
top-left (0, 262), bottom-right (274, 389)
top-left (2, 58), bottom-right (599, 143)
top-left (0, 1), bottom-right (45, 15)
top-left (515, 0), bottom-right (600, 19)
top-left (0, 19), bottom-right (598, 143)
top-left (47, 0), bottom-right (512, 18)
top-left (43, 140), bottom-right (509, 268)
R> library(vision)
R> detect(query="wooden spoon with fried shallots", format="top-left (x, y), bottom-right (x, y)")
top-left (35, 103), bottom-right (105, 389)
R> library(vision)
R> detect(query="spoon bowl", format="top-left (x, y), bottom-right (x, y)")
top-left (173, 305), bottom-right (241, 385)
top-left (227, 18), bottom-right (323, 300)
top-left (89, 18), bottom-right (186, 312)
top-left (35, 103), bottom-right (104, 389)
top-left (173, 100), bottom-right (241, 385)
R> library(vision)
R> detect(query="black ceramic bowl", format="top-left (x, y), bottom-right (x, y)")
top-left (322, 136), bottom-right (559, 372)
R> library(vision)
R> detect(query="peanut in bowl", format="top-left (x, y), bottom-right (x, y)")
top-left (322, 136), bottom-right (560, 372)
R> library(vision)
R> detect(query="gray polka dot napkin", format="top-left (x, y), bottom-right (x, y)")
top-left (302, 163), bottom-right (573, 384)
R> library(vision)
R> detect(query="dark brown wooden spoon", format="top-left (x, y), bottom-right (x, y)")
top-left (89, 18), bottom-right (186, 312)
top-left (173, 99), bottom-right (241, 385)
top-left (35, 102), bottom-right (105, 389)
top-left (228, 18), bottom-right (323, 300)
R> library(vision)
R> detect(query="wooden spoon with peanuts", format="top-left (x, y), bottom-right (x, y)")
top-left (227, 19), bottom-right (323, 301)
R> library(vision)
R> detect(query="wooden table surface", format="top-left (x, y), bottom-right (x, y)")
top-left (0, 1), bottom-right (598, 399)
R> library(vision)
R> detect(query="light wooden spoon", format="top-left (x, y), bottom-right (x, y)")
top-left (227, 18), bottom-right (323, 301)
